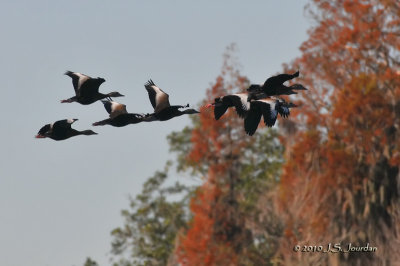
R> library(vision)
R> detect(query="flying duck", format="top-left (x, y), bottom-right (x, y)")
top-left (92, 100), bottom-right (146, 127)
top-left (244, 97), bottom-right (297, 136)
top-left (61, 71), bottom-right (124, 105)
top-left (247, 71), bottom-right (307, 100)
top-left (35, 119), bottom-right (97, 140)
top-left (143, 79), bottom-right (199, 121)
top-left (206, 93), bottom-right (251, 120)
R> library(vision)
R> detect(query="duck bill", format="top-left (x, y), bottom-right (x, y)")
top-left (35, 134), bottom-right (46, 138)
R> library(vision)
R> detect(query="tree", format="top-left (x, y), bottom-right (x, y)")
top-left (106, 44), bottom-right (290, 266)
top-left (83, 257), bottom-right (99, 266)
top-left (172, 44), bottom-right (285, 265)
top-left (110, 162), bottom-right (192, 266)
top-left (274, 1), bottom-right (400, 265)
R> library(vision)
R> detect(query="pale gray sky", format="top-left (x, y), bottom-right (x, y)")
top-left (0, 1), bottom-right (309, 265)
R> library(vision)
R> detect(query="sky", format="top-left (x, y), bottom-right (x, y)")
top-left (0, 1), bottom-right (310, 265)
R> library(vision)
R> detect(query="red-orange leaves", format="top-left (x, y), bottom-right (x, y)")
top-left (176, 47), bottom-right (252, 265)
top-left (275, 1), bottom-right (400, 265)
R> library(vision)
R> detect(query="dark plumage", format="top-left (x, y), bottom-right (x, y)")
top-left (93, 113), bottom-right (146, 127)
top-left (35, 119), bottom-right (97, 140)
top-left (92, 100), bottom-right (146, 127)
top-left (143, 79), bottom-right (200, 121)
top-left (247, 71), bottom-right (307, 100)
top-left (206, 93), bottom-right (251, 120)
top-left (61, 71), bottom-right (124, 105)
top-left (244, 97), bottom-right (297, 136)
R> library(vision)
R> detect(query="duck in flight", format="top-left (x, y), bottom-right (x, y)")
top-left (143, 79), bottom-right (199, 121)
top-left (206, 89), bottom-right (276, 120)
top-left (244, 97), bottom-right (297, 136)
top-left (35, 119), bottom-right (97, 140)
top-left (92, 100), bottom-right (147, 127)
top-left (206, 93), bottom-right (251, 120)
top-left (247, 71), bottom-right (307, 101)
top-left (61, 71), bottom-right (124, 105)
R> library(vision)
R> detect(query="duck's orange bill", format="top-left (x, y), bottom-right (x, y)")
top-left (35, 135), bottom-right (46, 138)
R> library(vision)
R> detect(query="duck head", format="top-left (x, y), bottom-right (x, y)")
top-left (108, 91), bottom-right (125, 97)
top-left (35, 124), bottom-right (51, 138)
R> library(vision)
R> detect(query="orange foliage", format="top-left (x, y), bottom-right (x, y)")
top-left (275, 0), bottom-right (400, 265)
top-left (176, 46), bottom-right (253, 265)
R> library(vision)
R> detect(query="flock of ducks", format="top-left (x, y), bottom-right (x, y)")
top-left (35, 70), bottom-right (306, 140)
top-left (206, 70), bottom-right (306, 135)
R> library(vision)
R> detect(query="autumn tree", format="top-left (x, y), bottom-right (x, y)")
top-left (273, 1), bottom-right (400, 265)
top-left (171, 44), bottom-right (285, 265)
top-left (105, 45), bottom-right (289, 266)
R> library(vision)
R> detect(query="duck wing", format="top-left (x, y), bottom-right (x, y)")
top-left (214, 103), bottom-right (229, 120)
top-left (244, 102), bottom-right (262, 136)
top-left (276, 100), bottom-right (290, 118)
top-left (65, 71), bottom-right (91, 96)
top-left (263, 71), bottom-right (299, 88)
top-left (225, 93), bottom-right (250, 119)
top-left (144, 79), bottom-right (170, 113)
top-left (101, 100), bottom-right (128, 118)
top-left (52, 119), bottom-right (77, 137)
top-left (252, 99), bottom-right (278, 127)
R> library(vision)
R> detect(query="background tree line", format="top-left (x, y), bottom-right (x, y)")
top-left (85, 0), bottom-right (400, 265)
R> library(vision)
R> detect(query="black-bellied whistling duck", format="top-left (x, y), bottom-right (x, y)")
top-left (142, 79), bottom-right (199, 121)
top-left (247, 71), bottom-right (307, 100)
top-left (206, 93), bottom-right (251, 120)
top-left (92, 100), bottom-right (146, 127)
top-left (35, 119), bottom-right (97, 140)
top-left (244, 97), bottom-right (297, 136)
top-left (61, 71), bottom-right (124, 105)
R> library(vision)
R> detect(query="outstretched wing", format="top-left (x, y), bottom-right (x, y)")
top-left (101, 100), bottom-right (128, 118)
top-left (144, 79), bottom-right (170, 113)
top-left (226, 93), bottom-right (250, 119)
top-left (277, 100), bottom-right (297, 118)
top-left (65, 71), bottom-right (91, 95)
top-left (253, 99), bottom-right (278, 127)
top-left (52, 119), bottom-right (77, 136)
top-left (263, 71), bottom-right (299, 87)
top-left (214, 104), bottom-right (229, 120)
top-left (244, 104), bottom-right (262, 136)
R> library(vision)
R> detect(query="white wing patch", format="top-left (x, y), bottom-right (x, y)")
top-left (74, 72), bottom-right (90, 90)
top-left (234, 93), bottom-right (250, 111)
top-left (152, 85), bottom-right (170, 113)
top-left (110, 101), bottom-right (128, 118)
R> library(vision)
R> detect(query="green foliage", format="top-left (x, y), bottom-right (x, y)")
top-left (110, 162), bottom-right (192, 266)
top-left (167, 115), bottom-right (202, 175)
top-left (239, 128), bottom-right (284, 211)
top-left (108, 46), bottom-right (287, 266)
top-left (83, 257), bottom-right (98, 266)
